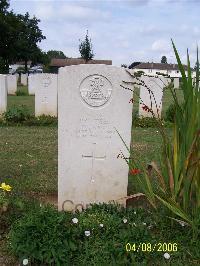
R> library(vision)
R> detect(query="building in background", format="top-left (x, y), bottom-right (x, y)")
top-left (49, 58), bottom-right (112, 73)
top-left (130, 62), bottom-right (195, 78)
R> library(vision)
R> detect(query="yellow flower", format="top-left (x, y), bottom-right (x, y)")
top-left (0, 182), bottom-right (12, 192)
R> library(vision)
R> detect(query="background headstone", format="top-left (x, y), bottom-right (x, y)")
top-left (28, 74), bottom-right (37, 95)
top-left (58, 65), bottom-right (133, 211)
top-left (174, 78), bottom-right (179, 89)
top-left (162, 77), bottom-right (171, 87)
top-left (35, 73), bottom-right (58, 117)
top-left (139, 76), bottom-right (164, 118)
top-left (21, 74), bottom-right (28, 86)
top-left (0, 75), bottom-right (7, 116)
top-left (7, 75), bottom-right (17, 95)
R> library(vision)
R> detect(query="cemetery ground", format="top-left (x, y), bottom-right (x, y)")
top-left (0, 86), bottom-right (199, 265)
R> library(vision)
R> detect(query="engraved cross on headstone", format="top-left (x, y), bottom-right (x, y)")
top-left (41, 95), bottom-right (48, 104)
top-left (82, 143), bottom-right (106, 183)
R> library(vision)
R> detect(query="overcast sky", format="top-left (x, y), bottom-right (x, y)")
top-left (10, 0), bottom-right (199, 66)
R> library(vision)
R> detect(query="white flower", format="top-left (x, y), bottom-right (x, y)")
top-left (143, 222), bottom-right (146, 226)
top-left (85, 230), bottom-right (91, 237)
top-left (156, 130), bottom-right (159, 133)
top-left (99, 223), bottom-right (104, 228)
top-left (163, 253), bottom-right (170, 259)
top-left (123, 218), bottom-right (128, 224)
top-left (178, 220), bottom-right (186, 227)
top-left (133, 223), bottom-right (137, 226)
top-left (19, 164), bottom-right (22, 167)
top-left (72, 218), bottom-right (78, 224)
top-left (23, 258), bottom-right (29, 265)
top-left (134, 211), bottom-right (136, 215)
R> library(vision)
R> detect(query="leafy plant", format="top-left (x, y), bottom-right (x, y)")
top-left (165, 102), bottom-right (184, 122)
top-left (9, 204), bottom-right (77, 265)
top-left (8, 203), bottom-right (200, 265)
top-left (23, 115), bottom-right (57, 126)
top-left (0, 182), bottom-right (12, 214)
top-left (118, 41), bottom-right (200, 231)
top-left (133, 116), bottom-right (170, 128)
top-left (3, 106), bottom-right (32, 123)
top-left (16, 90), bottom-right (28, 96)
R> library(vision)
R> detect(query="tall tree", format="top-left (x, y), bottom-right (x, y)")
top-left (47, 50), bottom-right (67, 60)
top-left (161, 56), bottom-right (167, 64)
top-left (79, 31), bottom-right (94, 62)
top-left (16, 12), bottom-right (46, 72)
top-left (0, 0), bottom-right (9, 13)
top-left (0, 0), bottom-right (22, 73)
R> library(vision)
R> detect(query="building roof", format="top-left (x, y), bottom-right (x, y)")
top-left (133, 62), bottom-right (190, 71)
top-left (50, 58), bottom-right (112, 67)
top-left (13, 61), bottom-right (32, 66)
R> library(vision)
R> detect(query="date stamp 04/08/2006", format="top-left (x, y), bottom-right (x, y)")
top-left (125, 243), bottom-right (178, 253)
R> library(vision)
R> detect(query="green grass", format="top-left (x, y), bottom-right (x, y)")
top-left (0, 127), bottom-right (57, 194)
top-left (16, 85), bottom-right (29, 95)
top-left (8, 85), bottom-right (35, 115)
top-left (0, 126), bottom-right (166, 195)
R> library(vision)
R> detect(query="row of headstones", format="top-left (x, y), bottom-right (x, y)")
top-left (0, 74), bottom-right (27, 115)
top-left (0, 72), bottom-right (180, 118)
top-left (28, 74), bottom-right (181, 118)
top-left (0, 74), bottom-right (20, 116)
top-left (0, 66), bottom-right (181, 211)
top-left (0, 74), bottom-right (28, 96)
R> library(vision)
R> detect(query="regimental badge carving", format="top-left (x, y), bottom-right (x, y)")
top-left (42, 76), bottom-right (51, 87)
top-left (80, 75), bottom-right (112, 107)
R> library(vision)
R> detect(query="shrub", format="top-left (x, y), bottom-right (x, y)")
top-left (1, 110), bottom-right (57, 126)
top-left (16, 90), bottom-right (28, 96)
top-left (8, 203), bottom-right (200, 265)
top-left (16, 86), bottom-right (29, 96)
top-left (9, 205), bottom-right (75, 265)
top-left (133, 117), bottom-right (161, 128)
top-left (165, 102), bottom-right (176, 122)
top-left (23, 115), bottom-right (57, 126)
top-left (132, 113), bottom-right (172, 128)
top-left (165, 102), bottom-right (184, 122)
top-left (3, 106), bottom-right (32, 123)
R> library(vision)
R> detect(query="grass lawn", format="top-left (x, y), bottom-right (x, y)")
top-left (8, 85), bottom-right (35, 115)
top-left (0, 126), bottom-right (169, 196)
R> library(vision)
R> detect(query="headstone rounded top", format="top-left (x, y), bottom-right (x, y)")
top-left (79, 74), bottom-right (112, 107)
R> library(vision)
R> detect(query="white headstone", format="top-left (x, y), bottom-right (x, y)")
top-left (35, 73), bottom-right (58, 117)
top-left (160, 77), bottom-right (170, 87)
top-left (139, 76), bottom-right (164, 118)
top-left (28, 74), bottom-right (36, 95)
top-left (0, 75), bottom-right (7, 116)
top-left (7, 75), bottom-right (17, 95)
top-left (58, 65), bottom-right (133, 211)
top-left (21, 74), bottom-right (28, 86)
top-left (173, 78), bottom-right (179, 89)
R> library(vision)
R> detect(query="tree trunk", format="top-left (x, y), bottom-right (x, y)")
top-left (4, 59), bottom-right (9, 74)
top-left (25, 60), bottom-right (28, 73)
